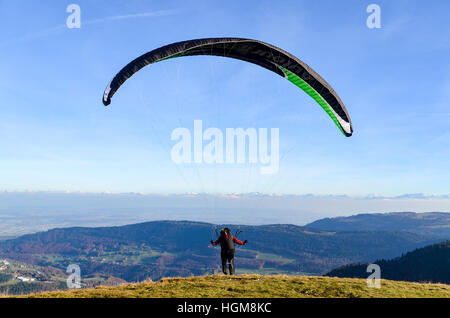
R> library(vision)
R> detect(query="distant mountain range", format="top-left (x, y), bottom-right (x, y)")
top-left (326, 241), bottom-right (450, 284)
top-left (1, 213), bottom-right (448, 284)
top-left (305, 212), bottom-right (450, 236)
top-left (0, 212), bottom-right (448, 295)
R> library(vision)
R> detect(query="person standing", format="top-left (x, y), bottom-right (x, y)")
top-left (211, 228), bottom-right (247, 275)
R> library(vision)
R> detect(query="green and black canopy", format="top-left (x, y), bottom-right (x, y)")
top-left (103, 37), bottom-right (353, 137)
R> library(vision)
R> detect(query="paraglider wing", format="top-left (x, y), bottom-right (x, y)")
top-left (103, 38), bottom-right (353, 137)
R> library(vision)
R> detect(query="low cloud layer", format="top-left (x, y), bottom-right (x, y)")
top-left (2, 191), bottom-right (450, 228)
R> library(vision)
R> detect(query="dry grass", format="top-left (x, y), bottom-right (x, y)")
top-left (12, 275), bottom-right (450, 298)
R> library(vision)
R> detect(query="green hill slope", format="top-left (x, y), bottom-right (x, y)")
top-left (0, 220), bottom-right (442, 283)
top-left (306, 212), bottom-right (450, 236)
top-left (20, 275), bottom-right (450, 298)
top-left (326, 241), bottom-right (450, 284)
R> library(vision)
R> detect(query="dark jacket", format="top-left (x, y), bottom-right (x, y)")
top-left (212, 232), bottom-right (244, 251)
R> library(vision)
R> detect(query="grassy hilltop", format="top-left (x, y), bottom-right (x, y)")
top-left (21, 275), bottom-right (450, 298)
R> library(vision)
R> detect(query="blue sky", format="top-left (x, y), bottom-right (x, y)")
top-left (1, 0), bottom-right (450, 196)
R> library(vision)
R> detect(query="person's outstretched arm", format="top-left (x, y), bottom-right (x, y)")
top-left (211, 238), bottom-right (220, 245)
top-left (232, 236), bottom-right (246, 245)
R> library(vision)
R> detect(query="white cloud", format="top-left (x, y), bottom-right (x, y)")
top-left (83, 10), bottom-right (176, 26)
top-left (0, 10), bottom-right (176, 48)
